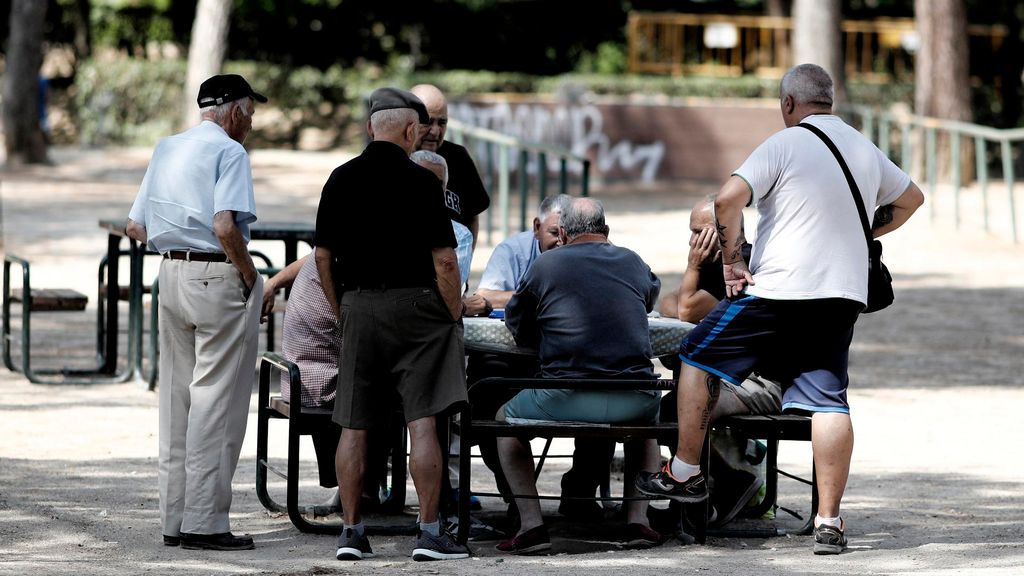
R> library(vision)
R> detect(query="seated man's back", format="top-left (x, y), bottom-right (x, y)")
top-left (496, 197), bottom-right (666, 554)
top-left (508, 240), bottom-right (659, 380)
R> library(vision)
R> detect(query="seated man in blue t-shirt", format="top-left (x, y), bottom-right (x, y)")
top-left (494, 197), bottom-right (664, 554)
top-left (468, 194), bottom-right (616, 522)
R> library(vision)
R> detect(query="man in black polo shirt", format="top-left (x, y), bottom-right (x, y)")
top-left (411, 84), bottom-right (490, 246)
top-left (314, 87), bottom-right (469, 562)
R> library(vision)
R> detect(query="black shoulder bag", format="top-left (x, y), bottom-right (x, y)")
top-left (797, 122), bottom-right (894, 313)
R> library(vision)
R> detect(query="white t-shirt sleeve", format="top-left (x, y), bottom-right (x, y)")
top-left (213, 148), bottom-right (257, 225)
top-left (733, 135), bottom-right (786, 205)
top-left (874, 147), bottom-right (912, 208)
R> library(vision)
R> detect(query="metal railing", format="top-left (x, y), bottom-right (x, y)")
top-left (446, 119), bottom-right (590, 245)
top-left (627, 12), bottom-right (1006, 83)
top-left (841, 104), bottom-right (1023, 243)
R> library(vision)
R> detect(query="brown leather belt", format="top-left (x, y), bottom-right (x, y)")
top-left (163, 251), bottom-right (230, 262)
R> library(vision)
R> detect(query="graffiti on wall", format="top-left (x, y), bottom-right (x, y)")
top-left (451, 101), bottom-right (666, 182)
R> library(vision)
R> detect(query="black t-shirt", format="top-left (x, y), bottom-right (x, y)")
top-left (437, 141), bottom-right (490, 227)
top-left (314, 141), bottom-right (456, 295)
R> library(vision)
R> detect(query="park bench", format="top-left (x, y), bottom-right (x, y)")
top-left (254, 351), bottom-right (413, 535)
top-left (3, 255), bottom-right (90, 383)
top-left (453, 376), bottom-right (816, 545)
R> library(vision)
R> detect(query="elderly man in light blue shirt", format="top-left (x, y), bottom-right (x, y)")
top-left (475, 194), bottom-right (570, 310)
top-left (126, 74), bottom-right (266, 552)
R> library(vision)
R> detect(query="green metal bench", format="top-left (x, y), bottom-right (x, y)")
top-left (3, 255), bottom-right (92, 384)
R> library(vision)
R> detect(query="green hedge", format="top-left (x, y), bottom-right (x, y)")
top-left (64, 59), bottom-right (918, 148)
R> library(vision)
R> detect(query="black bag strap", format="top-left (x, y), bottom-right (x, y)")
top-left (797, 122), bottom-right (873, 249)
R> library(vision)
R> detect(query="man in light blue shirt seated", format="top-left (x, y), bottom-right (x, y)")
top-left (474, 194), bottom-right (570, 311)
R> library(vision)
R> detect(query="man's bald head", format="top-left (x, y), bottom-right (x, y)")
top-left (411, 84), bottom-right (449, 152)
top-left (689, 197), bottom-right (715, 234)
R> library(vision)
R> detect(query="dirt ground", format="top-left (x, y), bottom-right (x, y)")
top-left (1, 146), bottom-right (1023, 575)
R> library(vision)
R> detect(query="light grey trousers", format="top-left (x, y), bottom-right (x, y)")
top-left (157, 259), bottom-right (262, 536)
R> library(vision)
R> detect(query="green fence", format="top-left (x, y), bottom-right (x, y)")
top-left (841, 104), bottom-right (1023, 243)
top-left (446, 119), bottom-right (590, 246)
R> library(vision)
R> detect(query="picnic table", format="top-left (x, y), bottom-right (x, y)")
top-left (96, 218), bottom-right (314, 388)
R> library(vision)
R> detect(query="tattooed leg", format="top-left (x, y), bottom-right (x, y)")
top-left (698, 373), bottom-right (721, 433)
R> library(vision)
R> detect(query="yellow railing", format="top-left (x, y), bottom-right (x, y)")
top-left (627, 12), bottom-right (1006, 82)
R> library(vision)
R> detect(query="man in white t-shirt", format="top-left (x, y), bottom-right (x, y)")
top-left (635, 64), bottom-right (924, 555)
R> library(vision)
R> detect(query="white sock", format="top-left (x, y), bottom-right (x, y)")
top-left (345, 522), bottom-right (365, 536)
top-left (815, 514), bottom-right (842, 529)
top-left (669, 456), bottom-right (701, 480)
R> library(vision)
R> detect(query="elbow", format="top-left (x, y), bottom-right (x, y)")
top-left (897, 183), bottom-right (925, 212)
top-left (676, 305), bottom-right (701, 324)
top-left (909, 184), bottom-right (926, 209)
top-left (212, 222), bottom-right (231, 244)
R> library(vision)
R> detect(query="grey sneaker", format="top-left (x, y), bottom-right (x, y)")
top-left (336, 528), bottom-right (374, 560)
top-left (634, 464), bottom-right (709, 503)
top-left (412, 529), bottom-right (470, 561)
top-left (813, 522), bottom-right (847, 555)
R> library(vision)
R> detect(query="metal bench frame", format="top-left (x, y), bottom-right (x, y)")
top-left (254, 352), bottom-right (413, 535)
top-left (2, 254), bottom-right (104, 384)
top-left (454, 376), bottom-right (817, 545)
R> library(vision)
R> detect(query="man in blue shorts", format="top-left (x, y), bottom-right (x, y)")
top-left (635, 64), bottom-right (924, 555)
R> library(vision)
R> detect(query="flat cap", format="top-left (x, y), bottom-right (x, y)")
top-left (368, 87), bottom-right (429, 124)
top-left (197, 74), bottom-right (268, 109)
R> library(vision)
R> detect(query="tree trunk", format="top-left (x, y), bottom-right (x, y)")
top-left (73, 0), bottom-right (92, 61)
top-left (915, 0), bottom-right (972, 182)
top-left (996, 0), bottom-right (1021, 129)
top-left (180, 0), bottom-right (233, 130)
top-left (766, 0), bottom-right (789, 17)
top-left (792, 0), bottom-right (846, 103)
top-left (2, 0), bottom-right (49, 166)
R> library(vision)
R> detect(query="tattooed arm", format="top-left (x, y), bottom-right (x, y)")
top-left (714, 176), bottom-right (755, 298)
top-left (872, 182), bottom-right (924, 238)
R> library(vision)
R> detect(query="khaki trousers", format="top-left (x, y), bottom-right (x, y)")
top-left (157, 259), bottom-right (262, 536)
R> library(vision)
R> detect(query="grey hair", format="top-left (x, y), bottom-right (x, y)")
top-left (410, 149), bottom-right (449, 187)
top-left (201, 96), bottom-right (253, 123)
top-left (560, 197), bottom-right (608, 239)
top-left (780, 63), bottom-right (834, 107)
top-left (537, 193), bottom-right (572, 220)
top-left (370, 107), bottom-right (417, 135)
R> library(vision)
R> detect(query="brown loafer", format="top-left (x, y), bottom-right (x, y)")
top-left (180, 532), bottom-right (254, 551)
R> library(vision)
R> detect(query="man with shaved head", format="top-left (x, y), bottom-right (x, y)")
top-left (411, 84), bottom-right (490, 246)
top-left (656, 197), bottom-right (780, 529)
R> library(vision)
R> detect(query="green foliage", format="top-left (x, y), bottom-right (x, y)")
top-left (74, 58), bottom-right (185, 146)
top-left (89, 1), bottom-right (177, 50)
top-left (66, 58), bottom-right (921, 148)
top-left (575, 42), bottom-right (628, 75)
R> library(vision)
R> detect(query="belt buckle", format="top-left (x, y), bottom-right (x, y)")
top-left (185, 251), bottom-right (191, 262)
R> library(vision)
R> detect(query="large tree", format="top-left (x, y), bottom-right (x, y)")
top-left (915, 0), bottom-right (971, 180)
top-left (792, 0), bottom-right (846, 103)
top-left (2, 0), bottom-right (49, 166)
top-left (180, 0), bottom-right (232, 129)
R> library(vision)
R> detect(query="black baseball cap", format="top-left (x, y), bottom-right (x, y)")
top-left (197, 74), bottom-right (268, 109)
top-left (368, 87), bottom-right (429, 124)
